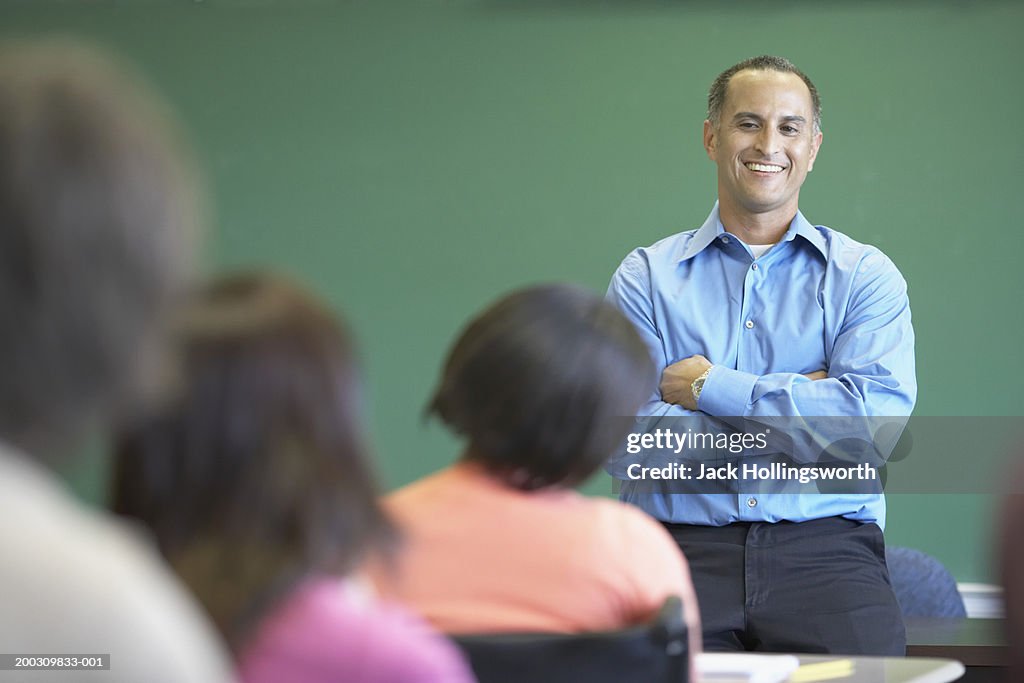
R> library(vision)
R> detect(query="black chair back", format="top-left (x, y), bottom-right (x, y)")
top-left (452, 596), bottom-right (688, 683)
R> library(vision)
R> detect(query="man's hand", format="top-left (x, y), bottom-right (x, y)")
top-left (803, 370), bottom-right (828, 381)
top-left (660, 354), bottom-right (712, 410)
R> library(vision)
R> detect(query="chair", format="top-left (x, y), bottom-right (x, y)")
top-left (451, 596), bottom-right (688, 683)
top-left (885, 545), bottom-right (967, 618)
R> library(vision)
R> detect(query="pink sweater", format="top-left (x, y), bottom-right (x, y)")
top-left (238, 577), bottom-right (475, 683)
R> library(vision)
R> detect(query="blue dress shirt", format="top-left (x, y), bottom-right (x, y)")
top-left (606, 204), bottom-right (916, 529)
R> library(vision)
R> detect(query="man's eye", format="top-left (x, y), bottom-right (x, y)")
top-left (781, 125), bottom-right (799, 134)
top-left (739, 122), bottom-right (758, 129)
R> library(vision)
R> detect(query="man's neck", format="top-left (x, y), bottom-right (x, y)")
top-left (718, 201), bottom-right (798, 245)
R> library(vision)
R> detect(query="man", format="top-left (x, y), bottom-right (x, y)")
top-left (0, 42), bottom-right (233, 681)
top-left (607, 55), bottom-right (915, 655)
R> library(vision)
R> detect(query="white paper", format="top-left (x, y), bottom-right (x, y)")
top-left (696, 652), bottom-right (801, 683)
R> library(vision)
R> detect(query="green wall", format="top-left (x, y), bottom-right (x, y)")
top-left (4, 0), bottom-right (1021, 583)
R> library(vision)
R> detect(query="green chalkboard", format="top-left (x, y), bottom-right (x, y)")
top-left (4, 0), bottom-right (1022, 583)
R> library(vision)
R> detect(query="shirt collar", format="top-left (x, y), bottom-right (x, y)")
top-left (679, 202), bottom-right (828, 261)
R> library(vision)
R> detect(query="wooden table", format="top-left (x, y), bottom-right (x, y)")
top-left (905, 618), bottom-right (1006, 683)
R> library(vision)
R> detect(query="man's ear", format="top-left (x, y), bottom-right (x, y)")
top-left (703, 119), bottom-right (716, 161)
top-left (807, 130), bottom-right (823, 172)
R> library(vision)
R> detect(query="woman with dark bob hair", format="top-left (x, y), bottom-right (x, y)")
top-left (112, 272), bottom-right (474, 683)
top-left (375, 284), bottom-right (701, 656)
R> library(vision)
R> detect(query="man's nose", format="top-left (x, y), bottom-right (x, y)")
top-left (753, 128), bottom-right (780, 156)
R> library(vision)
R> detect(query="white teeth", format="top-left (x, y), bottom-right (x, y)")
top-left (746, 162), bottom-right (784, 173)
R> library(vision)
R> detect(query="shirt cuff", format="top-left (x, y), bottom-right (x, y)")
top-left (698, 366), bottom-right (758, 416)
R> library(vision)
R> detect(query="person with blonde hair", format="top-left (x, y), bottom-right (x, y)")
top-left (0, 41), bottom-right (231, 682)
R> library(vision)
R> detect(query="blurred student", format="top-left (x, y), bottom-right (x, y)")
top-left (376, 284), bottom-right (702, 658)
top-left (998, 462), bottom-right (1024, 681)
top-left (112, 272), bottom-right (475, 683)
top-left (0, 41), bottom-right (232, 682)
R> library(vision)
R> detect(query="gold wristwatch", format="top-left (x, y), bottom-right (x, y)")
top-left (691, 366), bottom-right (712, 404)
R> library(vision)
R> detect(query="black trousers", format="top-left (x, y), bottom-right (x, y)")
top-left (663, 517), bottom-right (905, 655)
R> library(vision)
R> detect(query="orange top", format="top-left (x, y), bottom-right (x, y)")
top-left (376, 461), bottom-right (700, 656)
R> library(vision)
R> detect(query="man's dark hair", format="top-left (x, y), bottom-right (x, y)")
top-left (427, 284), bottom-right (656, 491)
top-left (112, 272), bottom-right (395, 648)
top-left (0, 41), bottom-right (199, 458)
top-left (707, 55), bottom-right (822, 133)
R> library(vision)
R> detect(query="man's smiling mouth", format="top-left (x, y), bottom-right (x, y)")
top-left (745, 162), bottom-right (784, 173)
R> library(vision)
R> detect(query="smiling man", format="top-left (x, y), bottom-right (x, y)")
top-left (607, 56), bottom-right (915, 654)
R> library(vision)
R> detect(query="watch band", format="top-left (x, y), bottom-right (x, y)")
top-left (691, 366), bottom-right (713, 404)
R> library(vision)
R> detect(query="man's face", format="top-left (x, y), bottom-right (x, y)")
top-left (703, 69), bottom-right (823, 220)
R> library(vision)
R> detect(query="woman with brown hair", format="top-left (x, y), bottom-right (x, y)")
top-left (113, 272), bottom-right (473, 683)
top-left (376, 283), bottom-right (701, 658)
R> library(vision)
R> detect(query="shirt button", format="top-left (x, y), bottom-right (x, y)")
top-left (745, 320), bottom-right (754, 329)
top-left (751, 263), bottom-right (759, 271)
top-left (747, 497), bottom-right (758, 508)
top-left (721, 236), bottom-right (730, 244)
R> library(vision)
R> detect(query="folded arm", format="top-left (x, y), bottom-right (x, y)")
top-left (606, 248), bottom-right (916, 469)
